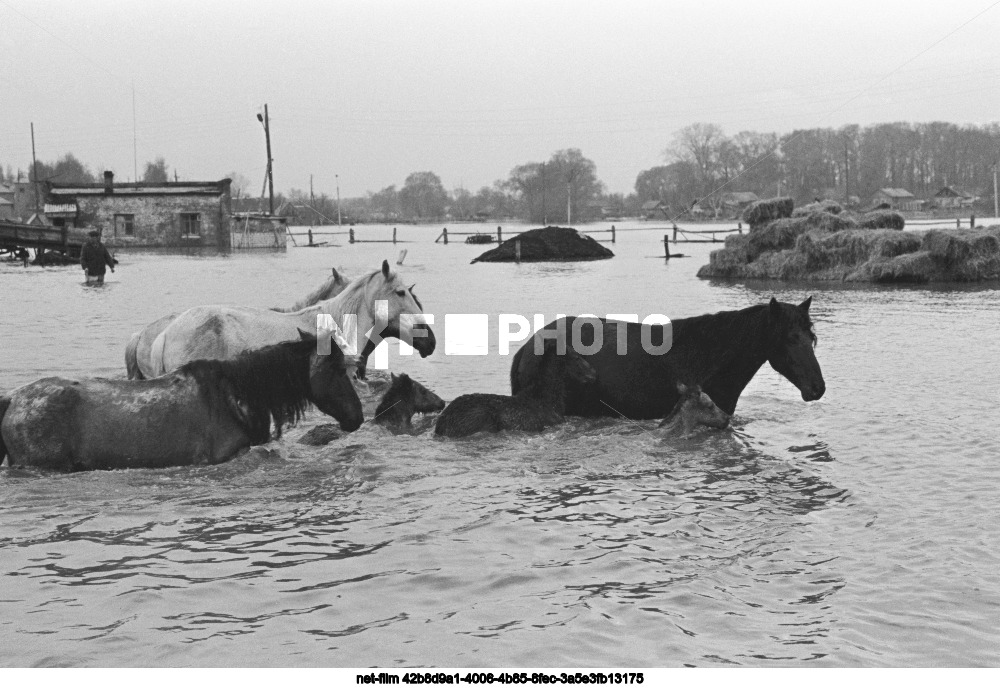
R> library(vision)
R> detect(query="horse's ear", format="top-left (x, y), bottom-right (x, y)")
top-left (391, 372), bottom-right (397, 382)
top-left (799, 296), bottom-right (812, 312)
top-left (297, 327), bottom-right (316, 341)
top-left (409, 283), bottom-right (416, 291)
top-left (381, 259), bottom-right (391, 278)
top-left (331, 267), bottom-right (340, 279)
top-left (769, 297), bottom-right (781, 317)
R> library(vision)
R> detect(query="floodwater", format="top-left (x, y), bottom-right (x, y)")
top-left (1, 221), bottom-right (998, 667)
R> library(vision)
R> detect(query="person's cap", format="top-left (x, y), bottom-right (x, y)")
top-left (87, 230), bottom-right (100, 237)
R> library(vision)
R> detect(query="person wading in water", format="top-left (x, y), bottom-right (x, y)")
top-left (80, 229), bottom-right (116, 285)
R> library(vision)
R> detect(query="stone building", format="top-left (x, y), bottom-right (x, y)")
top-left (45, 171), bottom-right (232, 248)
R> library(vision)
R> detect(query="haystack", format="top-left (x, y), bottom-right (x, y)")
top-left (698, 207), bottom-right (1000, 283)
top-left (471, 226), bottom-right (614, 263)
top-left (742, 197), bottom-right (794, 227)
top-left (859, 210), bottom-right (905, 230)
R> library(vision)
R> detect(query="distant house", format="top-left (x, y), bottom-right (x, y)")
top-left (0, 181), bottom-right (14, 221)
top-left (46, 171), bottom-right (233, 248)
top-left (720, 192), bottom-right (759, 214)
top-left (872, 188), bottom-right (920, 211)
top-left (641, 200), bottom-right (667, 219)
top-left (933, 186), bottom-right (975, 208)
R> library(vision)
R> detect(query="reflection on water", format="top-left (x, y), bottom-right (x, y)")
top-left (1, 224), bottom-right (999, 666)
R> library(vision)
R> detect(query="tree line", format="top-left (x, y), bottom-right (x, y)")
top-left (5, 120), bottom-right (999, 224)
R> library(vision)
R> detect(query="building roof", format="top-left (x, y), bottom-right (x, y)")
top-left (49, 179), bottom-right (231, 197)
top-left (933, 186), bottom-right (970, 198)
top-left (876, 188), bottom-right (915, 199)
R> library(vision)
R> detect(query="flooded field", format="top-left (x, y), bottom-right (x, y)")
top-left (1, 221), bottom-right (998, 667)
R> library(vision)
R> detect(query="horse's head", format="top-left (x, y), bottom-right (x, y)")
top-left (369, 259), bottom-right (436, 357)
top-left (674, 382), bottom-right (731, 429)
top-left (531, 337), bottom-right (597, 385)
top-left (317, 267), bottom-right (350, 301)
top-left (766, 297), bottom-right (825, 402)
top-left (300, 329), bottom-right (364, 432)
top-left (405, 374), bottom-right (446, 413)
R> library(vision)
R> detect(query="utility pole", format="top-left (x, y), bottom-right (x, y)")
top-left (257, 104), bottom-right (274, 215)
top-left (30, 122), bottom-right (41, 212)
top-left (336, 174), bottom-right (342, 226)
top-left (132, 83), bottom-right (138, 184)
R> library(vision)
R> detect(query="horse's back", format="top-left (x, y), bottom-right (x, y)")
top-left (2, 377), bottom-right (85, 470)
top-left (512, 317), bottom-right (677, 420)
top-left (159, 304), bottom-right (303, 373)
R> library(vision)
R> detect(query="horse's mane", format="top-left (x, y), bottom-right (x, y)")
top-left (271, 272), bottom-right (346, 313)
top-left (324, 269), bottom-right (385, 316)
top-left (180, 338), bottom-right (316, 443)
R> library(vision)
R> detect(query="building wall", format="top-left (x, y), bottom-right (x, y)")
top-left (72, 193), bottom-right (231, 249)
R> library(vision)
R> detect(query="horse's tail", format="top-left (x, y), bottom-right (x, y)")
top-left (148, 331), bottom-right (168, 378)
top-left (0, 395), bottom-right (11, 466)
top-left (510, 339), bottom-right (527, 395)
top-left (125, 332), bottom-right (144, 380)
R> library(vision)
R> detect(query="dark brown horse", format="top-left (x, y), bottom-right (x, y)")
top-left (0, 331), bottom-right (363, 471)
top-left (436, 338), bottom-right (597, 438)
top-left (510, 297), bottom-right (825, 419)
top-left (373, 373), bottom-right (446, 431)
top-left (657, 382), bottom-right (732, 438)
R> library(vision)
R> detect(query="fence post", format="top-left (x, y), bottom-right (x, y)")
top-left (393, 227), bottom-right (397, 244)
top-left (497, 226), bottom-right (502, 243)
top-left (664, 234), bottom-right (670, 261)
top-left (673, 224), bottom-right (678, 242)
top-left (611, 224), bottom-right (616, 243)
top-left (957, 218), bottom-right (961, 229)
top-left (971, 214), bottom-right (975, 228)
top-left (515, 239), bottom-right (521, 263)
top-left (443, 227), bottom-right (448, 244)
top-left (349, 227), bottom-right (355, 244)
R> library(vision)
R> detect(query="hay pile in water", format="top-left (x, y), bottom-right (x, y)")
top-left (793, 199), bottom-right (843, 216)
top-left (742, 197), bottom-right (794, 227)
top-left (471, 226), bottom-right (614, 263)
top-left (859, 210), bottom-right (906, 230)
top-left (699, 208), bottom-right (1000, 282)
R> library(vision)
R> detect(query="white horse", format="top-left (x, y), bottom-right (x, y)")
top-left (125, 268), bottom-right (350, 379)
top-left (147, 260), bottom-right (435, 377)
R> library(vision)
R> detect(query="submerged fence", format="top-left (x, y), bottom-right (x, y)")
top-left (287, 223), bottom-right (745, 250)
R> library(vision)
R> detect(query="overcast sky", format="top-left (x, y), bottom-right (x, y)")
top-left (4, 0), bottom-right (1000, 198)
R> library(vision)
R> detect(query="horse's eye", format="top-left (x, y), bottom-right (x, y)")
top-left (395, 289), bottom-right (406, 297)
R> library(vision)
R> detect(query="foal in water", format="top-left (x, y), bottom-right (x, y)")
top-left (657, 383), bottom-right (731, 438)
top-left (435, 338), bottom-right (597, 438)
top-left (373, 373), bottom-right (445, 431)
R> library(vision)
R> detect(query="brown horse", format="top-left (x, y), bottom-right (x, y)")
top-left (657, 382), bottom-right (731, 438)
top-left (435, 338), bottom-right (597, 438)
top-left (0, 331), bottom-right (363, 471)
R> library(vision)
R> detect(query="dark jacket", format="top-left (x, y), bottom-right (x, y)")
top-left (80, 238), bottom-right (115, 275)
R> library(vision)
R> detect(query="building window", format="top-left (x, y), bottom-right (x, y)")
top-left (114, 213), bottom-right (135, 236)
top-left (180, 213), bottom-right (202, 236)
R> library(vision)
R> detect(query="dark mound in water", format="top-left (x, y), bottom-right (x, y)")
top-left (698, 207), bottom-right (1000, 283)
top-left (471, 226), bottom-right (614, 263)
